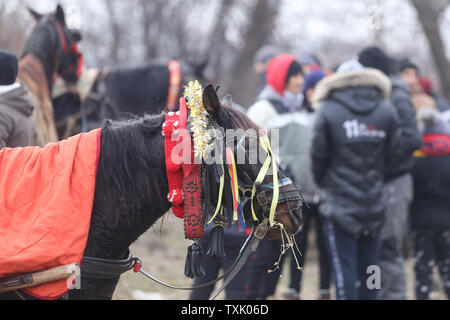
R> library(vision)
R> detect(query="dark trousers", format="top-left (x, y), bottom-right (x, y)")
top-left (246, 203), bottom-right (332, 299)
top-left (189, 233), bottom-right (250, 300)
top-left (288, 203), bottom-right (332, 293)
top-left (245, 237), bottom-right (282, 299)
top-left (412, 229), bottom-right (450, 300)
top-left (323, 218), bottom-right (381, 300)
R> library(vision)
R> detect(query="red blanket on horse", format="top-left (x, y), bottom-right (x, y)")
top-left (0, 129), bottom-right (101, 299)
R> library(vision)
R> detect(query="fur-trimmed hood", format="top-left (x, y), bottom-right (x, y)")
top-left (312, 68), bottom-right (391, 110)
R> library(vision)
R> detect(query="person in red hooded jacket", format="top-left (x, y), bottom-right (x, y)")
top-left (249, 53), bottom-right (304, 119)
top-left (246, 54), bottom-right (306, 299)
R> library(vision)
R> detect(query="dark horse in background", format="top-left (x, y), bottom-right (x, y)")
top-left (52, 58), bottom-right (208, 138)
top-left (45, 8), bottom-right (209, 139)
top-left (17, 4), bottom-right (83, 145)
top-left (22, 4), bottom-right (115, 140)
top-left (0, 85), bottom-right (303, 300)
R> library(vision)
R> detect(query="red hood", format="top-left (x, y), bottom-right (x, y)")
top-left (266, 54), bottom-right (296, 96)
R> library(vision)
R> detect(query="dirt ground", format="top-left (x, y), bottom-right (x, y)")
top-left (113, 212), bottom-right (447, 300)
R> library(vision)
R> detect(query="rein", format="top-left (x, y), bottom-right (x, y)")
top-left (80, 218), bottom-right (269, 299)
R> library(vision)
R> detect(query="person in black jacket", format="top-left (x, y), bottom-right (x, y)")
top-left (358, 47), bottom-right (422, 300)
top-left (310, 66), bottom-right (398, 300)
top-left (410, 105), bottom-right (450, 300)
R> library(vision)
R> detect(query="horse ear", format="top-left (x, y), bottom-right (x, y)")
top-left (202, 84), bottom-right (221, 118)
top-left (28, 7), bottom-right (42, 21)
top-left (55, 4), bottom-right (66, 25)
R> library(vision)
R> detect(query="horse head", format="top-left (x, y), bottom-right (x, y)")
top-left (25, 4), bottom-right (83, 88)
top-left (199, 84), bottom-right (303, 239)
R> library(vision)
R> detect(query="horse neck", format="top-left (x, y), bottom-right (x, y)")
top-left (17, 54), bottom-right (60, 146)
top-left (17, 54), bottom-right (51, 101)
top-left (19, 50), bottom-right (55, 94)
top-left (84, 116), bottom-right (171, 260)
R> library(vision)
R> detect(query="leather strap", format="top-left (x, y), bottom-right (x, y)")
top-left (81, 249), bottom-right (137, 279)
top-left (209, 218), bottom-right (269, 300)
top-left (179, 97), bottom-right (205, 239)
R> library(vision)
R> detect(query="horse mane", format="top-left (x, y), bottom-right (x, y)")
top-left (88, 105), bottom-right (259, 258)
top-left (91, 113), bottom-right (169, 249)
top-left (218, 105), bottom-right (259, 131)
top-left (22, 18), bottom-right (59, 89)
top-left (202, 106), bottom-right (265, 225)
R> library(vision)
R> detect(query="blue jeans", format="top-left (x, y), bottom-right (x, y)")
top-left (323, 218), bottom-right (381, 300)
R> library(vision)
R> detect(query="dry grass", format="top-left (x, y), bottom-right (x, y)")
top-left (113, 213), bottom-right (447, 300)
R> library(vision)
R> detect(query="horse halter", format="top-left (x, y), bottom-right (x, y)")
top-left (53, 20), bottom-right (83, 84)
top-left (207, 120), bottom-right (304, 233)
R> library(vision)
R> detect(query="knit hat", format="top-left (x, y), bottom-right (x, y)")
top-left (0, 50), bottom-right (18, 85)
top-left (419, 77), bottom-right (433, 95)
top-left (337, 59), bottom-right (364, 73)
top-left (303, 69), bottom-right (326, 94)
top-left (397, 58), bottom-right (419, 74)
top-left (358, 46), bottom-right (391, 75)
top-left (286, 61), bottom-right (303, 80)
top-left (253, 45), bottom-right (281, 64)
top-left (266, 54), bottom-right (300, 96)
top-left (299, 54), bottom-right (318, 66)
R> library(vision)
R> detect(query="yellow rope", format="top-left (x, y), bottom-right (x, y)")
top-left (268, 223), bottom-right (303, 273)
top-left (250, 140), bottom-right (272, 221)
top-left (250, 135), bottom-right (279, 226)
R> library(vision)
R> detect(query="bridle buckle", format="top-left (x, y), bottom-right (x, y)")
top-left (254, 219), bottom-right (269, 240)
top-left (256, 190), bottom-right (270, 206)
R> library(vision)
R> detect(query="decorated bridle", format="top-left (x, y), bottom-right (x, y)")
top-left (160, 81), bottom-right (302, 290)
top-left (81, 81), bottom-right (303, 299)
top-left (24, 16), bottom-right (83, 86)
top-left (53, 20), bottom-right (83, 84)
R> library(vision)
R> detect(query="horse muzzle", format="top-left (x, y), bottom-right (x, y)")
top-left (253, 177), bottom-right (304, 240)
top-left (266, 200), bottom-right (303, 240)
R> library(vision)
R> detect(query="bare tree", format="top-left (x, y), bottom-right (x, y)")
top-left (228, 0), bottom-right (279, 107)
top-left (0, 0), bottom-right (31, 56)
top-left (104, 0), bottom-right (127, 64)
top-left (411, 0), bottom-right (450, 99)
top-left (204, 0), bottom-right (236, 82)
top-left (139, 0), bottom-right (167, 61)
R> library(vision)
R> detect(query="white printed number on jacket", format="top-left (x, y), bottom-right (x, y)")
top-left (343, 119), bottom-right (386, 139)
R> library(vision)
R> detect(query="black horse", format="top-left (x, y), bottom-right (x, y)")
top-left (17, 5), bottom-right (84, 145)
top-left (23, 5), bottom-right (82, 90)
top-left (22, 5), bottom-right (114, 140)
top-left (0, 85), bottom-right (303, 300)
top-left (52, 51), bottom-right (209, 138)
top-left (91, 59), bottom-right (208, 115)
